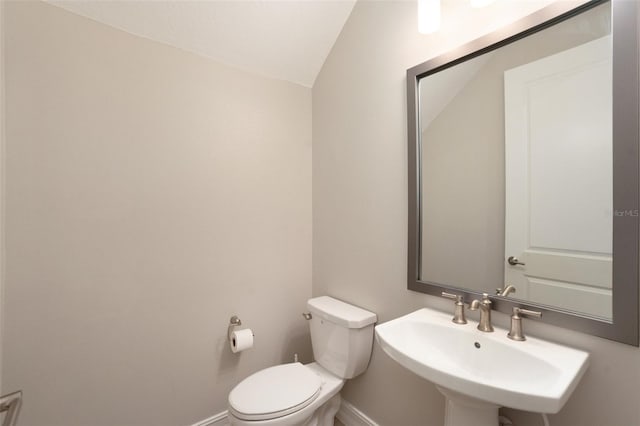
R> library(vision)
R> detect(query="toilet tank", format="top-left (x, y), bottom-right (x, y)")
top-left (307, 296), bottom-right (377, 379)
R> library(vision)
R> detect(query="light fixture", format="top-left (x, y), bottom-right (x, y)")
top-left (470, 0), bottom-right (496, 8)
top-left (418, 0), bottom-right (440, 34)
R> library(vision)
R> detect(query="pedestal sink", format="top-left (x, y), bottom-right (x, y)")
top-left (375, 308), bottom-right (589, 426)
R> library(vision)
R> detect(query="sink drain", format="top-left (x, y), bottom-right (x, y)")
top-left (474, 342), bottom-right (481, 349)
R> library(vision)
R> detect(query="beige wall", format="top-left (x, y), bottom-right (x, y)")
top-left (313, 1), bottom-right (640, 426)
top-left (3, 2), bottom-right (311, 425)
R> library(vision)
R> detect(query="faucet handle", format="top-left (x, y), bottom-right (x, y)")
top-left (515, 308), bottom-right (542, 318)
top-left (441, 292), bottom-right (467, 324)
top-left (507, 307), bottom-right (542, 341)
top-left (441, 292), bottom-right (463, 303)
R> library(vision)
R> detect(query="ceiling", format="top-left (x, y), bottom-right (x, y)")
top-left (47, 0), bottom-right (357, 87)
top-left (420, 53), bottom-right (493, 130)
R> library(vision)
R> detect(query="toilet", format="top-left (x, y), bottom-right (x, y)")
top-left (227, 296), bottom-right (377, 426)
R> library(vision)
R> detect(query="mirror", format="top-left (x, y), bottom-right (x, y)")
top-left (407, 0), bottom-right (639, 345)
top-left (421, 3), bottom-right (612, 318)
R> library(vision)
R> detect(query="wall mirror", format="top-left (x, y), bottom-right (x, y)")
top-left (407, 0), bottom-right (639, 345)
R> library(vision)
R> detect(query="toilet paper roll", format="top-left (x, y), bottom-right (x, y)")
top-left (230, 329), bottom-right (254, 353)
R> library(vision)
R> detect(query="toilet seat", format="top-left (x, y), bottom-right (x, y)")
top-left (228, 363), bottom-right (322, 421)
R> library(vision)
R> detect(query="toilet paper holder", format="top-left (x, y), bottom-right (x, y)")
top-left (228, 316), bottom-right (242, 340)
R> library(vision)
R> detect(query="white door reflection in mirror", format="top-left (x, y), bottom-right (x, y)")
top-left (504, 36), bottom-right (612, 318)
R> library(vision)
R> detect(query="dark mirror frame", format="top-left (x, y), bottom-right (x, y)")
top-left (407, 0), bottom-right (639, 346)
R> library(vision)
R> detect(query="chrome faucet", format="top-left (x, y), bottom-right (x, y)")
top-left (495, 285), bottom-right (516, 297)
top-left (469, 293), bottom-right (494, 332)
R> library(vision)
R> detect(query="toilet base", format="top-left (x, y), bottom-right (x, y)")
top-left (302, 394), bottom-right (341, 426)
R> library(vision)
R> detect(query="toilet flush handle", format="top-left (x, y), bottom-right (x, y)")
top-left (302, 312), bottom-right (312, 320)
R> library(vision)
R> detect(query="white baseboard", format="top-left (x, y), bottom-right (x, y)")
top-left (191, 400), bottom-right (377, 426)
top-left (336, 400), bottom-right (379, 426)
top-left (191, 410), bottom-right (228, 426)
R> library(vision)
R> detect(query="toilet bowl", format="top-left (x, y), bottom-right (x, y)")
top-left (228, 296), bottom-right (377, 426)
top-left (228, 362), bottom-right (343, 426)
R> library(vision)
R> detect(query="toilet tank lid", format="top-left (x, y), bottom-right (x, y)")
top-left (307, 296), bottom-right (377, 328)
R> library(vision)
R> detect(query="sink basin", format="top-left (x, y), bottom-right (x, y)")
top-left (375, 308), bottom-right (589, 425)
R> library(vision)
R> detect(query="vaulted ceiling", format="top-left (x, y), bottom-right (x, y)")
top-left (47, 0), bottom-right (357, 87)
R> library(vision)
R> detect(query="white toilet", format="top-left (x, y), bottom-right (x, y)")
top-left (227, 296), bottom-right (377, 426)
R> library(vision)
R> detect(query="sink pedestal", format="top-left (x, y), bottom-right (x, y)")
top-left (437, 386), bottom-right (500, 426)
